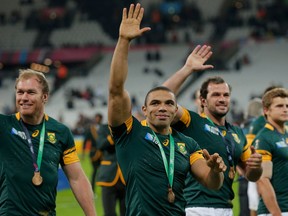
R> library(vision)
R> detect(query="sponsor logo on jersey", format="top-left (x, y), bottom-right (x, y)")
top-left (162, 139), bottom-right (169, 146)
top-left (254, 139), bottom-right (260, 149)
top-left (276, 140), bottom-right (287, 148)
top-left (145, 132), bottom-right (160, 145)
top-left (145, 132), bottom-right (170, 146)
top-left (32, 130), bottom-right (39, 137)
top-left (204, 124), bottom-right (219, 135)
top-left (11, 127), bottom-right (26, 140)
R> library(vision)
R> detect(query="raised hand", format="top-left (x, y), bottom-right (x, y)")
top-left (203, 149), bottom-right (227, 173)
top-left (120, 3), bottom-right (151, 41)
top-left (184, 45), bottom-right (214, 72)
top-left (246, 145), bottom-right (262, 169)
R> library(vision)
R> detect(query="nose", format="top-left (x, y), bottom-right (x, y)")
top-left (158, 103), bottom-right (167, 111)
top-left (21, 92), bottom-right (29, 100)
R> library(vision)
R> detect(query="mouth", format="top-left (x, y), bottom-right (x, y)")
top-left (156, 114), bottom-right (169, 120)
top-left (20, 104), bottom-right (32, 109)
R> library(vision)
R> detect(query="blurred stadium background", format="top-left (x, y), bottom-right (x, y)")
top-left (0, 0), bottom-right (287, 215)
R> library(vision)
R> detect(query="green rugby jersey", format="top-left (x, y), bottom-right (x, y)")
top-left (246, 115), bottom-right (266, 145)
top-left (0, 113), bottom-right (79, 215)
top-left (173, 109), bottom-right (249, 208)
top-left (110, 116), bottom-right (204, 216)
top-left (254, 123), bottom-right (288, 214)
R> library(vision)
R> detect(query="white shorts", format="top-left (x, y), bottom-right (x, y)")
top-left (185, 207), bottom-right (233, 216)
top-left (247, 181), bottom-right (259, 211)
top-left (258, 213), bottom-right (288, 216)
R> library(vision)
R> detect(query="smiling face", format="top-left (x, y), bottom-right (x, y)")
top-left (202, 82), bottom-right (230, 120)
top-left (142, 89), bottom-right (177, 134)
top-left (15, 76), bottom-right (48, 124)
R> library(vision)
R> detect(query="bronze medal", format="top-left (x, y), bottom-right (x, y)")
top-left (228, 166), bottom-right (235, 179)
top-left (32, 171), bottom-right (43, 186)
top-left (168, 187), bottom-right (175, 203)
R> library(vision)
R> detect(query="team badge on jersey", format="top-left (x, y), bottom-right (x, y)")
top-left (47, 132), bottom-right (56, 144)
top-left (177, 143), bottom-right (187, 155)
top-left (231, 133), bottom-right (241, 144)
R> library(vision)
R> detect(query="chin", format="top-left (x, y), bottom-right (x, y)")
top-left (20, 110), bottom-right (33, 116)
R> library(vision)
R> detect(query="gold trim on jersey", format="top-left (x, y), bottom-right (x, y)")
top-left (190, 150), bottom-right (204, 165)
top-left (107, 135), bottom-right (114, 145)
top-left (125, 116), bottom-right (133, 133)
top-left (96, 165), bottom-right (126, 186)
top-left (63, 147), bottom-right (80, 165)
top-left (101, 160), bottom-right (112, 165)
top-left (256, 149), bottom-right (272, 161)
top-left (240, 142), bottom-right (251, 162)
top-left (265, 123), bottom-right (274, 131)
top-left (15, 112), bottom-right (49, 121)
top-left (180, 108), bottom-right (191, 127)
top-left (91, 150), bottom-right (102, 162)
top-left (141, 119), bottom-right (173, 133)
top-left (246, 134), bottom-right (256, 146)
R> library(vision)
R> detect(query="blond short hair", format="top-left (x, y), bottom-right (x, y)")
top-left (15, 69), bottom-right (50, 94)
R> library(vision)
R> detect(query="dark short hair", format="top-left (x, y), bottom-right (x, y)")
top-left (144, 86), bottom-right (176, 106)
top-left (200, 76), bottom-right (231, 99)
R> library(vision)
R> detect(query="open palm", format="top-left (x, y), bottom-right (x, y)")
top-left (185, 45), bottom-right (214, 72)
top-left (119, 4), bottom-right (151, 41)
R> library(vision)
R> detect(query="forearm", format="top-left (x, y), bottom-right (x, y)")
top-left (257, 178), bottom-right (281, 215)
top-left (109, 37), bottom-right (130, 94)
top-left (245, 166), bottom-right (263, 182)
top-left (162, 65), bottom-right (193, 95)
top-left (191, 159), bottom-right (224, 190)
top-left (204, 169), bottom-right (224, 190)
top-left (70, 174), bottom-right (97, 216)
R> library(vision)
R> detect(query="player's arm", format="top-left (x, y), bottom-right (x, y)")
top-left (108, 3), bottom-right (151, 127)
top-left (162, 45), bottom-right (213, 95)
top-left (162, 45), bottom-right (213, 123)
top-left (239, 146), bottom-right (263, 182)
top-left (256, 161), bottom-right (281, 216)
top-left (63, 162), bottom-right (97, 216)
top-left (190, 149), bottom-right (226, 189)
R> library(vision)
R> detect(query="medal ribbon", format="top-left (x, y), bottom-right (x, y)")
top-left (151, 130), bottom-right (175, 189)
top-left (20, 119), bottom-right (46, 172)
top-left (206, 117), bottom-right (235, 170)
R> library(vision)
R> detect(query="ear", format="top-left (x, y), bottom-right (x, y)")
top-left (201, 97), bottom-right (207, 107)
top-left (42, 94), bottom-right (48, 103)
top-left (263, 107), bottom-right (269, 116)
top-left (142, 105), bottom-right (147, 117)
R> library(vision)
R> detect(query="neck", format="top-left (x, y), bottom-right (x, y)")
top-left (21, 113), bottom-right (44, 125)
top-left (268, 118), bottom-right (285, 134)
top-left (205, 112), bottom-right (226, 126)
top-left (148, 123), bottom-right (170, 135)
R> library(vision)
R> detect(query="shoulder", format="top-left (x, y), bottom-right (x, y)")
top-left (46, 115), bottom-right (71, 132)
top-left (172, 129), bottom-right (198, 145)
